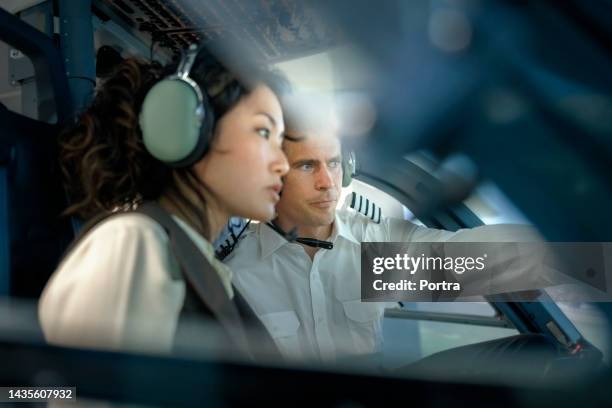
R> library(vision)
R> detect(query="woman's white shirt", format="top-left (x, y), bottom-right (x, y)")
top-left (38, 212), bottom-right (233, 354)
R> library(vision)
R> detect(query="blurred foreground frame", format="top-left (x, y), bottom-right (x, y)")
top-left (311, 0), bottom-right (612, 242)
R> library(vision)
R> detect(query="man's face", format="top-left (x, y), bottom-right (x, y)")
top-left (275, 134), bottom-right (343, 228)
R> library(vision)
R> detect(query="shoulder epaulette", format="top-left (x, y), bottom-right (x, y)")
top-left (347, 191), bottom-right (382, 223)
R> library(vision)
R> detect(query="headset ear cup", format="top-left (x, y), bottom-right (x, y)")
top-left (139, 78), bottom-right (211, 167)
top-left (140, 79), bottom-right (201, 164)
top-left (342, 151), bottom-right (356, 187)
top-left (172, 99), bottom-right (214, 168)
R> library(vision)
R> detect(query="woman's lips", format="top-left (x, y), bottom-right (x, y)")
top-left (267, 186), bottom-right (281, 202)
top-left (269, 184), bottom-right (282, 193)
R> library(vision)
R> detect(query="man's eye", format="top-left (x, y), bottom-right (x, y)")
top-left (329, 160), bottom-right (341, 169)
top-left (256, 128), bottom-right (270, 139)
top-left (300, 164), bottom-right (314, 172)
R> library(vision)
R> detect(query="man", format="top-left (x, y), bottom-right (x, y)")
top-left (225, 127), bottom-right (543, 363)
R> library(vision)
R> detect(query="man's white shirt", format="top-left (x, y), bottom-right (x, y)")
top-left (225, 208), bottom-right (541, 362)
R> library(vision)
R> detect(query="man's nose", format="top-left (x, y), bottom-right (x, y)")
top-left (315, 166), bottom-right (333, 190)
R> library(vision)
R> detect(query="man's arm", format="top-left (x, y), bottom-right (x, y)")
top-left (378, 218), bottom-right (559, 298)
top-left (384, 217), bottom-right (541, 243)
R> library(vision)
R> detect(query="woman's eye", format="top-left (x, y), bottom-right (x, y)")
top-left (256, 128), bottom-right (270, 139)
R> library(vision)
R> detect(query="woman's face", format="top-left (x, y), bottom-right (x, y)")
top-left (195, 84), bottom-right (289, 222)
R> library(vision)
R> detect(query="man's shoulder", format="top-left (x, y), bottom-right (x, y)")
top-left (336, 207), bottom-right (387, 242)
top-left (337, 206), bottom-right (377, 223)
top-left (223, 222), bottom-right (262, 264)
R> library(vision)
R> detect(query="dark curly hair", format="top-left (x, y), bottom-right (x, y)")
top-left (60, 50), bottom-right (287, 239)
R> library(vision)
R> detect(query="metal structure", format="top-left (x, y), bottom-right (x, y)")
top-left (93, 0), bottom-right (339, 62)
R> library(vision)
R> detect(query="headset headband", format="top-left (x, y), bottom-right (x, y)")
top-left (173, 44), bottom-right (205, 124)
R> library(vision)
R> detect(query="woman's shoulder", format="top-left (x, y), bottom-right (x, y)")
top-left (51, 212), bottom-right (174, 271)
top-left (86, 212), bottom-right (168, 241)
top-left (44, 212), bottom-right (183, 295)
top-left (39, 211), bottom-right (185, 351)
top-left (59, 211), bottom-right (180, 280)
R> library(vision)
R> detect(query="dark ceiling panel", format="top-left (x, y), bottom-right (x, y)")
top-left (95, 0), bottom-right (338, 62)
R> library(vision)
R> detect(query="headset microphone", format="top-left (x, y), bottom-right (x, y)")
top-left (266, 222), bottom-right (333, 250)
top-left (295, 237), bottom-right (333, 250)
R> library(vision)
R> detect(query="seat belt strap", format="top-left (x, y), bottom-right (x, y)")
top-left (135, 202), bottom-right (252, 356)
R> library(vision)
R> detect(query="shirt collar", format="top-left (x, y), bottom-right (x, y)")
top-left (259, 222), bottom-right (291, 259)
top-left (259, 211), bottom-right (360, 258)
top-left (331, 211), bottom-right (360, 245)
top-left (171, 214), bottom-right (234, 298)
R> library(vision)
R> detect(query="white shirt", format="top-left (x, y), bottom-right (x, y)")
top-left (38, 212), bottom-right (233, 354)
top-left (225, 208), bottom-right (541, 362)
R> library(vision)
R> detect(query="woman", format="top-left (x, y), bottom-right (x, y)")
top-left (38, 45), bottom-right (290, 355)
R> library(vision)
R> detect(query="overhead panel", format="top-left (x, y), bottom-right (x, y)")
top-left (94, 0), bottom-right (338, 62)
